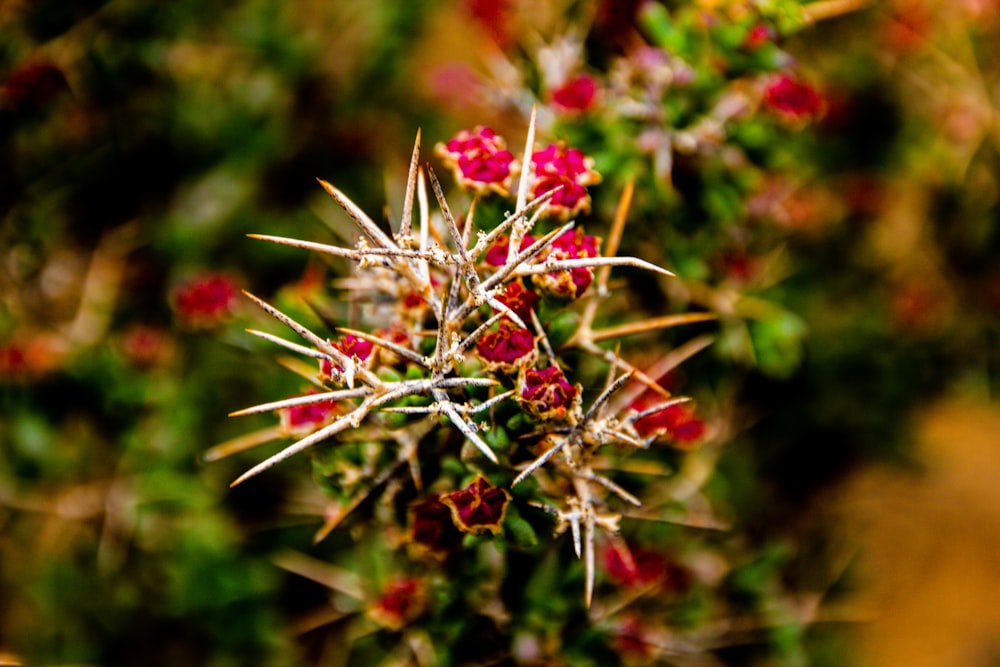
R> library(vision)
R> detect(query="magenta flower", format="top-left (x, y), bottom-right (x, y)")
top-left (550, 74), bottom-right (599, 114)
top-left (518, 365), bottom-right (578, 422)
top-left (532, 143), bottom-right (600, 183)
top-left (532, 177), bottom-right (591, 217)
top-left (435, 126), bottom-right (518, 195)
top-left (531, 228), bottom-right (602, 300)
top-left (440, 476), bottom-right (512, 535)
top-left (172, 274), bottom-right (240, 329)
top-left (475, 319), bottom-right (537, 373)
top-left (484, 234), bottom-right (535, 266)
top-left (763, 75), bottom-right (825, 122)
top-left (529, 143), bottom-right (601, 220)
top-left (551, 227), bottom-right (601, 256)
top-left (495, 281), bottom-right (539, 322)
top-left (319, 333), bottom-right (375, 381)
top-left (368, 578), bottom-right (426, 630)
top-left (279, 390), bottom-right (341, 437)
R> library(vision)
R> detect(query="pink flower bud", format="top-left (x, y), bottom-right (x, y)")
top-left (495, 281), bottom-right (540, 322)
top-left (531, 229), bottom-right (602, 300)
top-left (529, 143), bottom-right (601, 220)
top-left (518, 365), bottom-right (578, 422)
top-left (484, 234), bottom-right (535, 266)
top-left (319, 334), bottom-right (375, 381)
top-left (475, 320), bottom-right (537, 374)
top-left (279, 390), bottom-right (341, 437)
top-left (550, 74), bottom-right (599, 114)
top-left (435, 126), bottom-right (518, 195)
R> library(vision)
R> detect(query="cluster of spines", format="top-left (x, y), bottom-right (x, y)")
top-left (214, 110), bottom-right (713, 604)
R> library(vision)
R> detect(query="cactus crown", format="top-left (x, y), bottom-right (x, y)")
top-left (214, 109), bottom-right (712, 610)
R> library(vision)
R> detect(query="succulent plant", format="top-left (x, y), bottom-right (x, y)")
top-left (222, 109), bottom-right (701, 573)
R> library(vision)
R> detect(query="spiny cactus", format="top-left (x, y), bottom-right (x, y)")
top-left (208, 111), bottom-right (735, 666)
top-left (215, 109), bottom-right (709, 597)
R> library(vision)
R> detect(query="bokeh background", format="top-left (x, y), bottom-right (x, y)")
top-left (2, 0), bottom-right (1000, 665)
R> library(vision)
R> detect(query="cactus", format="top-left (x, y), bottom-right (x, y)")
top-left (212, 111), bottom-right (748, 663)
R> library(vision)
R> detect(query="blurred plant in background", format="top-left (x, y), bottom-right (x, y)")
top-left (1, 1), bottom-right (442, 664)
top-left (2, 0), bottom-right (999, 665)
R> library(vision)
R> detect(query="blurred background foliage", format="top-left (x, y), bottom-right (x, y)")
top-left (2, 0), bottom-right (999, 665)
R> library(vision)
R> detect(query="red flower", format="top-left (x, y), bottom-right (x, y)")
top-left (631, 399), bottom-right (705, 446)
top-left (531, 228), bottom-right (602, 300)
top-left (603, 542), bottom-right (693, 592)
top-left (172, 274), bottom-right (240, 329)
top-left (763, 75), bottom-right (825, 122)
top-left (529, 143), bottom-right (601, 220)
top-left (402, 290), bottom-right (427, 310)
top-left (279, 390), bottom-right (341, 436)
top-left (604, 543), bottom-right (665, 588)
top-left (533, 144), bottom-right (600, 182)
top-left (484, 234), bottom-right (535, 266)
top-left (518, 365), bottom-right (578, 422)
top-left (475, 319), bottom-right (537, 373)
top-left (550, 74), bottom-right (599, 114)
top-left (743, 23), bottom-right (773, 50)
top-left (368, 578), bottom-right (426, 630)
top-left (550, 227), bottom-right (601, 256)
top-left (409, 495), bottom-right (463, 560)
top-left (435, 127), bottom-right (517, 195)
top-left (440, 476), bottom-right (512, 535)
top-left (533, 177), bottom-right (591, 217)
top-left (495, 281), bottom-right (539, 322)
top-left (399, 275), bottom-right (441, 315)
top-left (319, 334), bottom-right (375, 381)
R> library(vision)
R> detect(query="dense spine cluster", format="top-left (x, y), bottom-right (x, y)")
top-left (217, 111), bottom-right (712, 606)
